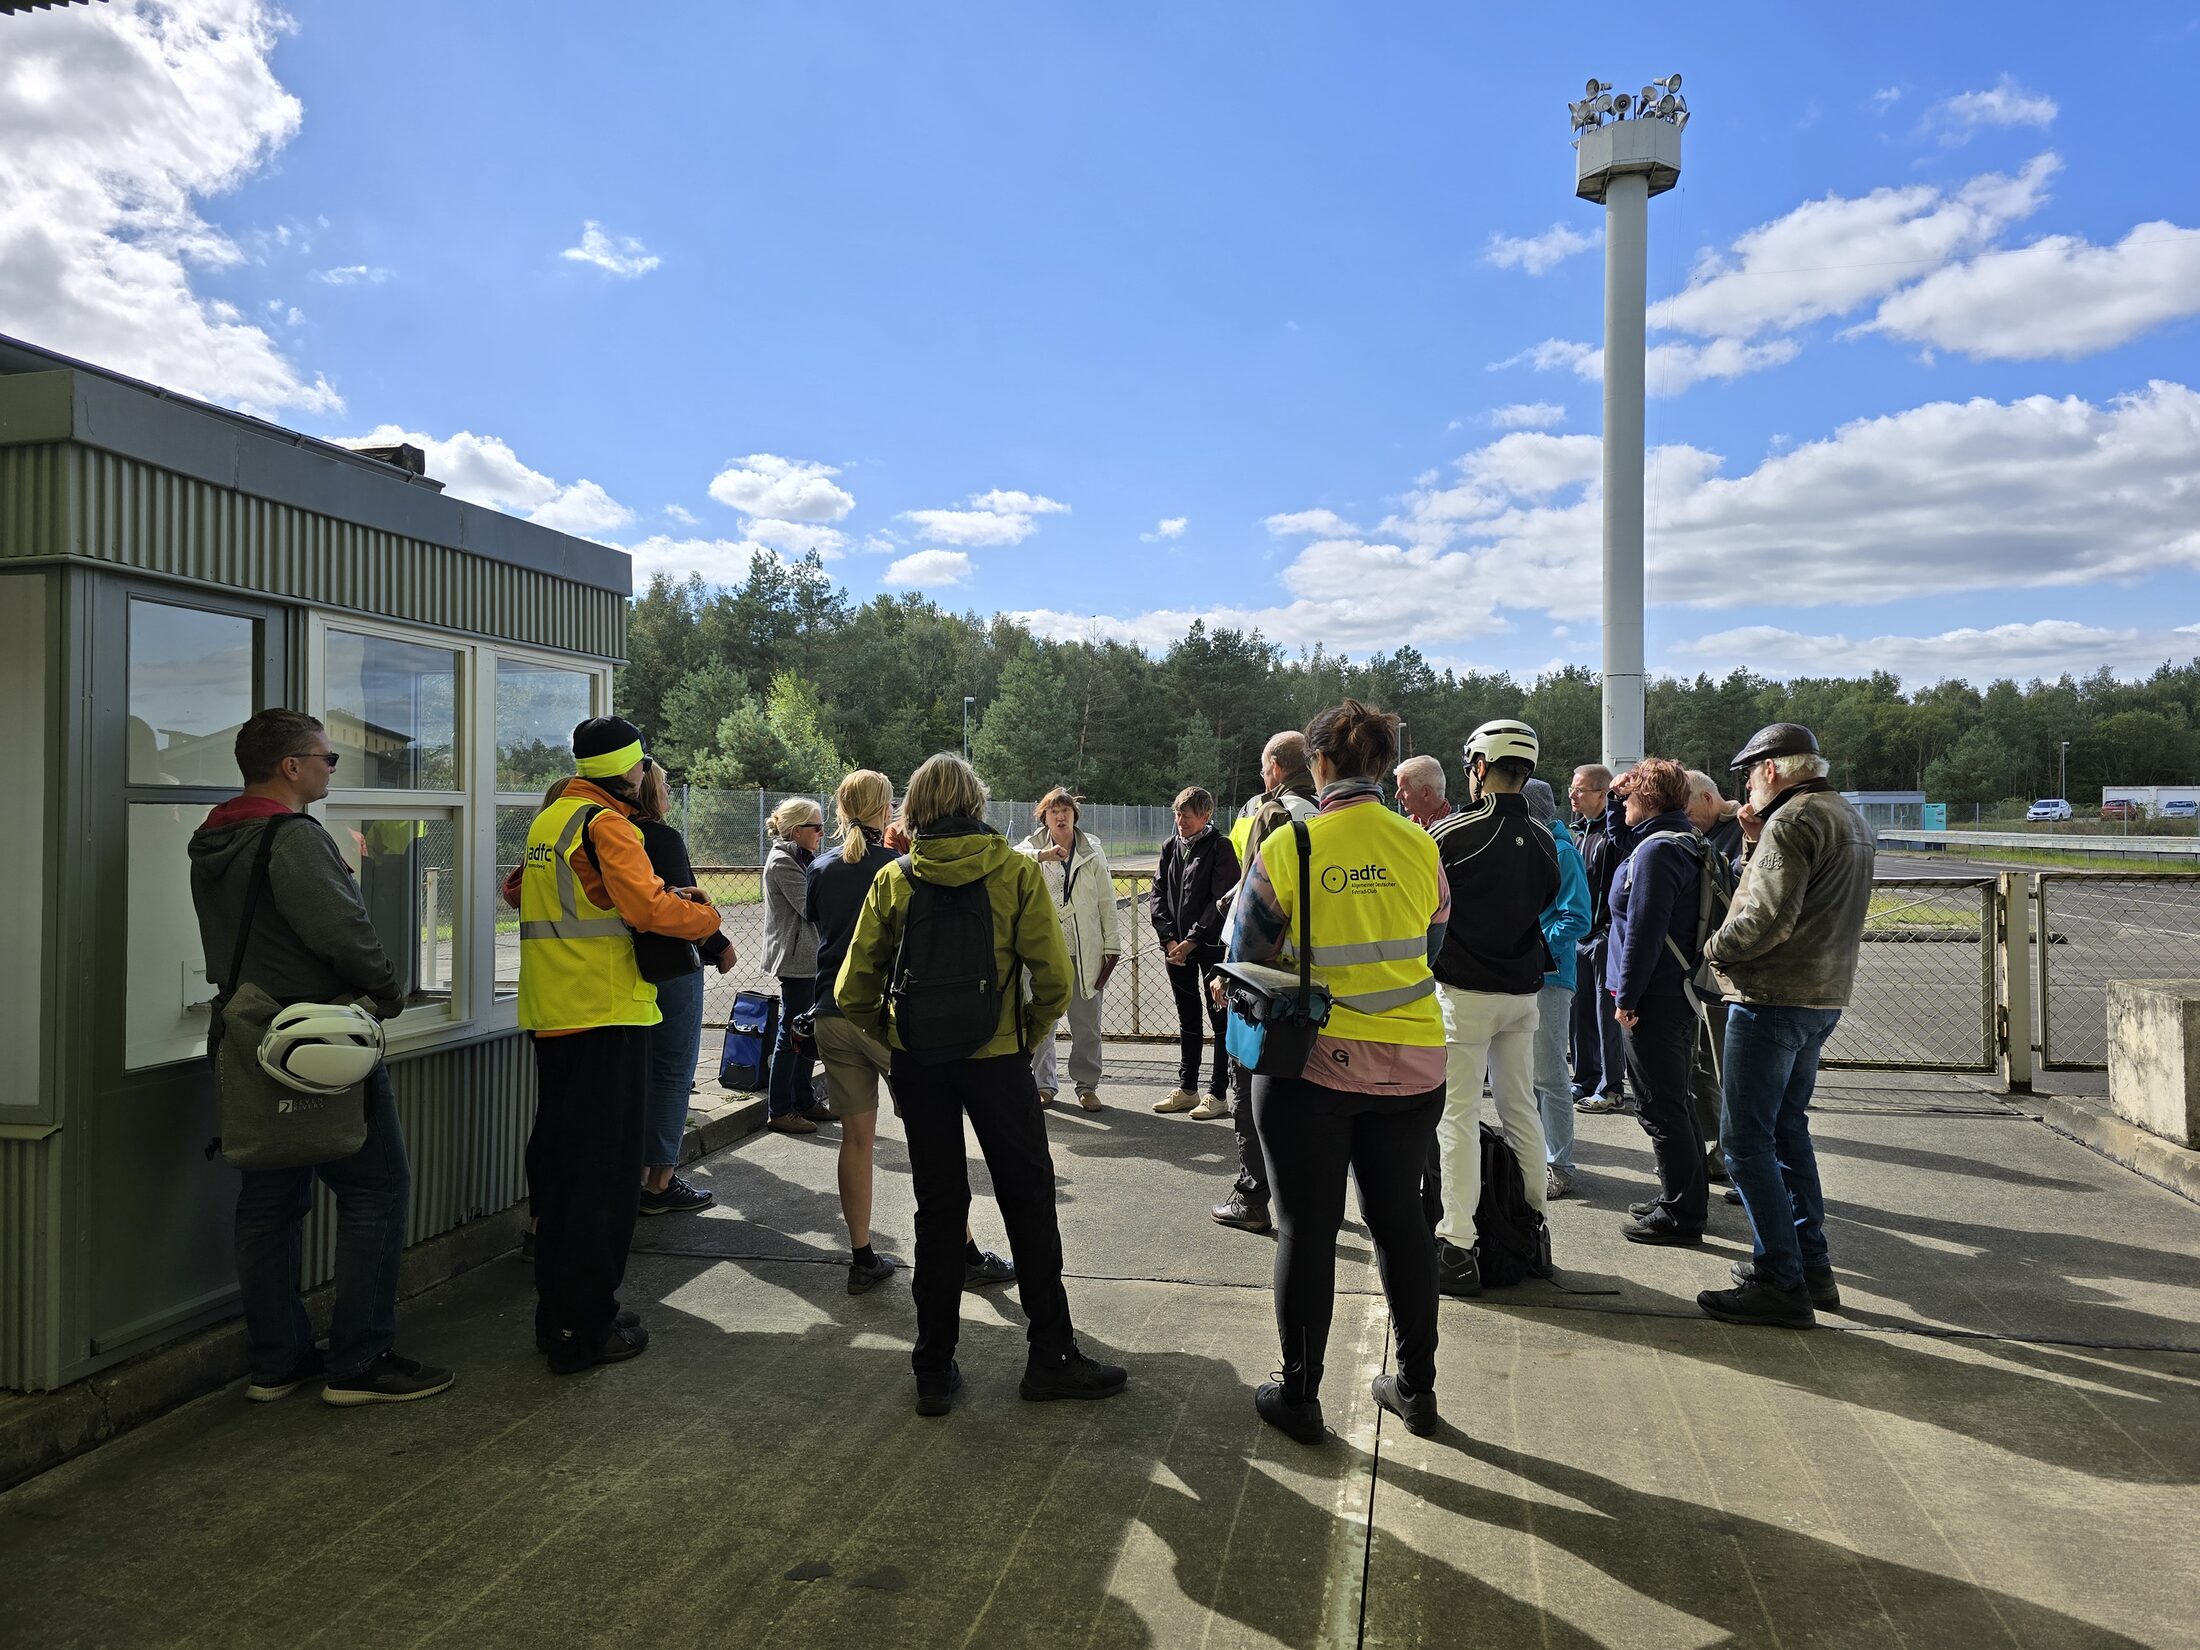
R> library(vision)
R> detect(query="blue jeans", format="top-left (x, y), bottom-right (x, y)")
top-left (233, 1064), bottom-right (409, 1383)
top-left (1720, 1003), bottom-right (1841, 1291)
top-left (644, 968), bottom-right (706, 1167)
top-left (1533, 982), bottom-right (1575, 1171)
top-left (767, 974), bottom-right (818, 1118)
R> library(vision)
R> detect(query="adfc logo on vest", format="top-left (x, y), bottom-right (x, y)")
top-left (1320, 862), bottom-right (1394, 895)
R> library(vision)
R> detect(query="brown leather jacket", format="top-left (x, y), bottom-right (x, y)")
top-left (1705, 781), bottom-right (1876, 1009)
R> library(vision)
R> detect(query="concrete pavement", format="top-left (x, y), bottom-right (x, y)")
top-left (4, 1051), bottom-right (2197, 1648)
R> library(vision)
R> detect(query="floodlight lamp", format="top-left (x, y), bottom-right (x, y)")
top-left (1594, 93), bottom-right (1613, 115)
top-left (1585, 76), bottom-right (1601, 95)
top-left (1665, 73), bottom-right (1681, 91)
top-left (1612, 92), bottom-right (1632, 115)
top-left (1673, 108), bottom-right (1689, 130)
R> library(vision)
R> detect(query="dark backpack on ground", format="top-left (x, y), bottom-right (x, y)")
top-left (886, 857), bottom-right (1026, 1065)
top-left (718, 988), bottom-right (778, 1090)
top-left (1474, 1123), bottom-right (1554, 1288)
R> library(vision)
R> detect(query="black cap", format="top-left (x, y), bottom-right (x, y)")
top-left (571, 716), bottom-right (647, 778)
top-left (1729, 722), bottom-right (1820, 772)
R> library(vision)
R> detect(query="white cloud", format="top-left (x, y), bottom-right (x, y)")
top-left (1484, 222), bottom-right (1599, 275)
top-left (338, 423), bottom-right (633, 537)
top-left (859, 532), bottom-right (899, 554)
top-left (1263, 508), bottom-right (1360, 538)
top-left (663, 504), bottom-right (699, 525)
top-left (627, 535), bottom-right (774, 588)
top-left (882, 550), bottom-right (973, 588)
top-left (742, 517), bottom-right (848, 559)
top-left (1671, 621), bottom-right (2200, 686)
top-left (559, 221), bottom-right (660, 278)
top-left (1140, 516), bottom-right (1188, 542)
top-left (1871, 87), bottom-right (1903, 111)
top-left (899, 488), bottom-right (1068, 547)
top-left (1501, 337), bottom-right (1803, 395)
top-left (0, 0), bottom-right (338, 414)
top-left (314, 264), bottom-right (390, 286)
top-left (1490, 402), bottom-right (1566, 430)
top-left (1935, 77), bottom-right (2058, 138)
top-left (707, 453), bottom-right (854, 522)
top-left (1857, 223), bottom-right (2200, 360)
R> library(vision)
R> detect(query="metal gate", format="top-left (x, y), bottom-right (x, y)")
top-left (2037, 872), bottom-right (2200, 1070)
top-left (1823, 877), bottom-right (1997, 1071)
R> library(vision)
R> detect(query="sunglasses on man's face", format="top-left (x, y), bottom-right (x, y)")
top-left (292, 751), bottom-right (340, 770)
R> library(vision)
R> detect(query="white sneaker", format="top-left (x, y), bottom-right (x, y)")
top-left (1187, 1094), bottom-right (1229, 1120)
top-left (1153, 1089), bottom-right (1199, 1113)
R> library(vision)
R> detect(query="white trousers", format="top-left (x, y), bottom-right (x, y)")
top-left (1435, 984), bottom-right (1549, 1247)
top-left (1031, 986), bottom-right (1106, 1095)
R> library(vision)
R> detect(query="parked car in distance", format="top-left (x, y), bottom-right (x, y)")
top-left (2027, 799), bottom-right (2074, 822)
top-left (2100, 799), bottom-right (2141, 821)
top-left (2161, 799), bottom-right (2199, 821)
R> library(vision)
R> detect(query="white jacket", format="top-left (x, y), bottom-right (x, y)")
top-left (1017, 827), bottom-right (1120, 998)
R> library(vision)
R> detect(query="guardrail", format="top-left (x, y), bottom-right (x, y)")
top-left (1881, 830), bottom-right (2200, 862)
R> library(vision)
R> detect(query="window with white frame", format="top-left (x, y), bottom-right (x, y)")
top-left (491, 656), bottom-right (596, 1000)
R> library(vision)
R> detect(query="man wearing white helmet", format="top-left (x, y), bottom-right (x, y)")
top-left (190, 708), bottom-right (455, 1407)
top-left (1422, 719), bottom-right (1561, 1297)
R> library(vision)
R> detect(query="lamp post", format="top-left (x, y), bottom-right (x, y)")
top-left (963, 695), bottom-right (976, 763)
top-left (1569, 74), bottom-right (1688, 772)
top-left (2060, 739), bottom-right (2070, 802)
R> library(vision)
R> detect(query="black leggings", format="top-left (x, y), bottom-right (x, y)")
top-left (1167, 960), bottom-right (1229, 1097)
top-left (1253, 1074), bottom-right (1443, 1401)
top-left (1622, 993), bottom-right (1708, 1228)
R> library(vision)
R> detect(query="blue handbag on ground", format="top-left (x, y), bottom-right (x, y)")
top-left (1215, 820), bottom-right (1332, 1077)
top-left (718, 989), bottom-right (779, 1091)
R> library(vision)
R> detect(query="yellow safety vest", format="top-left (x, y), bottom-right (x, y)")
top-left (1229, 808), bottom-right (1255, 864)
top-left (517, 795), bottom-right (660, 1032)
top-left (1259, 801), bottom-right (1443, 1047)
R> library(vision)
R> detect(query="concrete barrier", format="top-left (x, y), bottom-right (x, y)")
top-left (2107, 979), bottom-right (2200, 1148)
top-left (1880, 830), bottom-right (2200, 862)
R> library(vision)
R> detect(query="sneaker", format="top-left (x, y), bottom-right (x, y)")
top-left (638, 1175), bottom-right (715, 1216)
top-left (321, 1351), bottom-right (455, 1406)
top-left (1704, 1149), bottom-right (1730, 1186)
top-left (1254, 1381), bottom-right (1326, 1445)
top-left (537, 1310), bottom-right (640, 1354)
top-left (1621, 1214), bottom-right (1703, 1247)
top-left (964, 1249), bottom-right (1016, 1288)
top-left (546, 1322), bottom-right (650, 1376)
top-left (518, 1229), bottom-right (535, 1264)
top-left (1153, 1089), bottom-right (1199, 1114)
top-left (1697, 1279), bottom-right (1816, 1330)
top-left (848, 1252), bottom-right (901, 1295)
top-left (767, 1113), bottom-right (818, 1135)
top-left (1575, 1093), bottom-right (1628, 1114)
top-left (1210, 1195), bottom-right (1272, 1234)
top-left (1731, 1258), bottom-right (1842, 1311)
top-left (801, 1104), bottom-right (836, 1124)
top-left (915, 1362), bottom-right (963, 1417)
top-left (1435, 1239), bottom-right (1482, 1299)
top-left (1037, 1089), bottom-right (1057, 1108)
top-left (1187, 1093), bottom-right (1229, 1121)
top-left (1723, 1187), bottom-right (1743, 1205)
top-left (1545, 1165), bottom-right (1576, 1201)
top-left (1370, 1371), bottom-right (1438, 1437)
top-left (1076, 1089), bottom-right (1104, 1113)
top-left (1627, 1197), bottom-right (1664, 1219)
top-left (245, 1350), bottom-right (325, 1403)
top-left (1020, 1345), bottom-right (1128, 1402)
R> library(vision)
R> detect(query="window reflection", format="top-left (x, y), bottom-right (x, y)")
top-left (325, 630), bottom-right (459, 791)
top-left (496, 659), bottom-right (590, 791)
top-left (331, 814), bottom-right (460, 1013)
top-left (128, 600), bottom-right (255, 787)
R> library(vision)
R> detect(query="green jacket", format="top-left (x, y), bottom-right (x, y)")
top-left (836, 817), bottom-right (1072, 1059)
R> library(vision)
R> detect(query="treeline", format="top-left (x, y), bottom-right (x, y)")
top-left (616, 554), bottom-right (2200, 808)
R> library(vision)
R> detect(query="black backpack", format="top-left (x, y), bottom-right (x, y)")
top-left (886, 855), bottom-right (1026, 1065)
top-left (1474, 1123), bottom-right (1554, 1288)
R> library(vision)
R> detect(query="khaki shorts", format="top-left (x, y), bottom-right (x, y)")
top-left (814, 1013), bottom-right (891, 1117)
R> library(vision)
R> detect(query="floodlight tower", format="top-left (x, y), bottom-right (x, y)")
top-left (1570, 75), bottom-right (1687, 770)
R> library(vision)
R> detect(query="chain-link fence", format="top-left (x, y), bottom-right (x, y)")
top-left (670, 788), bottom-right (1179, 868)
top-left (2038, 872), bottom-right (2200, 1069)
top-left (1821, 877), bottom-right (1997, 1071)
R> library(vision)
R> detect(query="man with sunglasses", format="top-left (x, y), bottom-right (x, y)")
top-left (191, 708), bottom-right (455, 1406)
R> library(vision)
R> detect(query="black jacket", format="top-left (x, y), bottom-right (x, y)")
top-left (1576, 811), bottom-right (1622, 942)
top-left (1429, 792), bottom-right (1560, 995)
top-left (805, 828), bottom-right (897, 1017)
top-left (636, 817), bottom-right (731, 968)
top-left (1152, 828), bottom-right (1240, 965)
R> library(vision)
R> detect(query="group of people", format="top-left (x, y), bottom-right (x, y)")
top-left (190, 693), bottom-right (1875, 1441)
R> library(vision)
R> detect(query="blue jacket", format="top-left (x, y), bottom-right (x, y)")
top-left (1604, 807), bottom-right (1701, 1009)
top-left (1542, 818), bottom-right (1593, 991)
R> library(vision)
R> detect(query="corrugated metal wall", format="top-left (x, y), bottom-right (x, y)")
top-left (2, 445), bottom-right (625, 661)
top-left (301, 1035), bottom-right (536, 1283)
top-left (0, 1137), bottom-right (60, 1392)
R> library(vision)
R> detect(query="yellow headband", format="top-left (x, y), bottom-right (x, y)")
top-left (575, 739), bottom-right (644, 779)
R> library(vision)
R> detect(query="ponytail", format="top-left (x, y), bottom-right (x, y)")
top-left (833, 769), bottom-right (894, 863)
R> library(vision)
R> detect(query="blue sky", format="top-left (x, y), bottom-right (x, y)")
top-left (7, 0), bottom-right (2200, 686)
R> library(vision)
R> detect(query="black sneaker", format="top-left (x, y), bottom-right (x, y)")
top-left (1704, 1149), bottom-right (1731, 1186)
top-left (963, 1249), bottom-right (1016, 1289)
top-left (1371, 1371), bottom-right (1438, 1437)
top-left (848, 1253), bottom-right (901, 1295)
top-left (519, 1229), bottom-right (535, 1264)
top-left (537, 1310), bottom-right (640, 1354)
top-left (546, 1321), bottom-right (650, 1376)
top-left (1628, 1198), bottom-right (1661, 1220)
top-left (1731, 1258), bottom-right (1842, 1311)
top-left (1254, 1381), bottom-right (1326, 1445)
top-left (321, 1351), bottom-right (455, 1407)
top-left (244, 1349), bottom-right (325, 1403)
top-left (1020, 1345), bottom-right (1128, 1402)
top-left (1435, 1239), bottom-right (1482, 1299)
top-left (1210, 1195), bottom-right (1273, 1234)
top-left (1621, 1214), bottom-right (1704, 1246)
top-left (1697, 1278), bottom-right (1816, 1330)
top-left (638, 1176), bottom-right (714, 1216)
top-left (915, 1362), bottom-right (963, 1417)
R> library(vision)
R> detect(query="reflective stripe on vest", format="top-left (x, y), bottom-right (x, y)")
top-left (1260, 803), bottom-right (1444, 1048)
top-left (516, 795), bottom-right (659, 1032)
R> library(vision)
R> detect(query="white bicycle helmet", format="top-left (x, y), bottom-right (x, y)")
top-left (1464, 718), bottom-right (1540, 771)
top-left (258, 1001), bottom-right (385, 1096)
